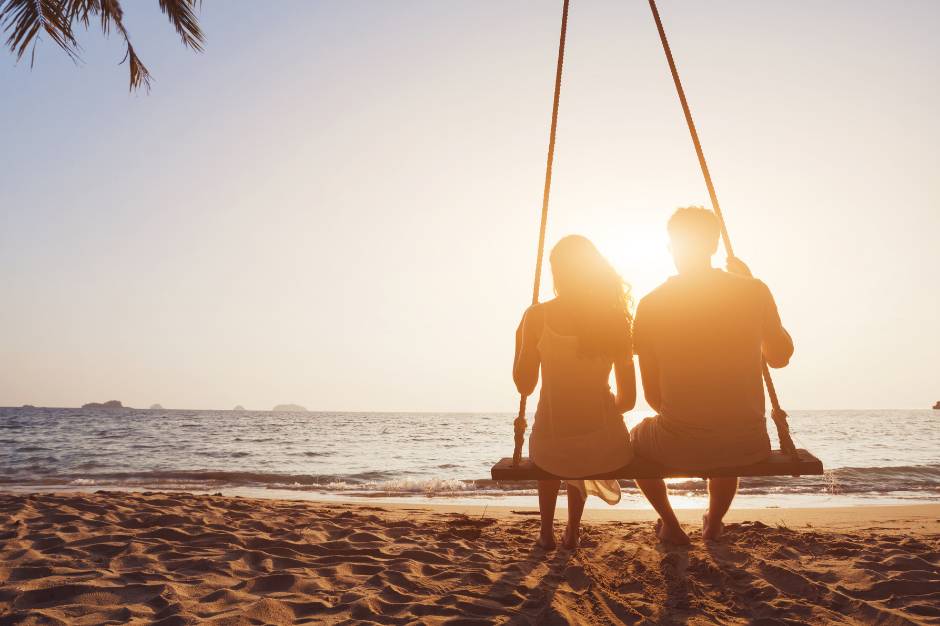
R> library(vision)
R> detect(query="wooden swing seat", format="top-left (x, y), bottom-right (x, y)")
top-left (491, 448), bottom-right (823, 481)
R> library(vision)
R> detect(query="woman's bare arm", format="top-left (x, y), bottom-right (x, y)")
top-left (612, 354), bottom-right (637, 413)
top-left (512, 305), bottom-right (543, 396)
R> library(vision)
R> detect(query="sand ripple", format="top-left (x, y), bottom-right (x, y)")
top-left (0, 492), bottom-right (938, 624)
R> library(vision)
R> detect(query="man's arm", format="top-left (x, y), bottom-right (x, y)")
top-left (633, 299), bottom-right (662, 412)
top-left (726, 257), bottom-right (794, 369)
top-left (637, 352), bottom-right (662, 412)
top-left (758, 281), bottom-right (793, 368)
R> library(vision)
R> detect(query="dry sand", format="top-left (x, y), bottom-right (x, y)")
top-left (1, 491), bottom-right (938, 625)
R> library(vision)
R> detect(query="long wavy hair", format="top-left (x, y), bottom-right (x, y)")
top-left (549, 235), bottom-right (632, 359)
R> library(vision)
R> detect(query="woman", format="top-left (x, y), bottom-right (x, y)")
top-left (513, 235), bottom-right (636, 550)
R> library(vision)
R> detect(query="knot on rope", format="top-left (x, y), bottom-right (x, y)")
top-left (512, 418), bottom-right (527, 467)
top-left (512, 398), bottom-right (528, 467)
top-left (770, 406), bottom-right (797, 456)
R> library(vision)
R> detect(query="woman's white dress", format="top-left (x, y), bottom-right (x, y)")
top-left (528, 322), bottom-right (633, 504)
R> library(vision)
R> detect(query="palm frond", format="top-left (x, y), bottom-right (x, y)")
top-left (119, 39), bottom-right (149, 91)
top-left (5, 0), bottom-right (203, 90)
top-left (96, 0), bottom-right (150, 90)
top-left (0, 0), bottom-right (79, 64)
top-left (158, 0), bottom-right (202, 51)
top-left (61, 0), bottom-right (150, 89)
top-left (63, 0), bottom-right (95, 27)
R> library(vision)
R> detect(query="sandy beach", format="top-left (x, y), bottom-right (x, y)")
top-left (1, 491), bottom-right (937, 624)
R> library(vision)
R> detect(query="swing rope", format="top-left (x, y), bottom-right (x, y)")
top-left (513, 0), bottom-right (570, 467)
top-left (647, 0), bottom-right (797, 457)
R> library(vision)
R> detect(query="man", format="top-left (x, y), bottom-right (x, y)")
top-left (631, 206), bottom-right (793, 545)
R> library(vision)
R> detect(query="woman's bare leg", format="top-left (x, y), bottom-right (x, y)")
top-left (563, 484), bottom-right (586, 549)
top-left (537, 479), bottom-right (560, 549)
top-left (634, 478), bottom-right (690, 545)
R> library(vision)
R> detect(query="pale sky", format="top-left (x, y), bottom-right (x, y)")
top-left (2, 1), bottom-right (937, 411)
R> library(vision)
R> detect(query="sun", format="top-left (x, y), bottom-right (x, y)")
top-left (589, 218), bottom-right (675, 302)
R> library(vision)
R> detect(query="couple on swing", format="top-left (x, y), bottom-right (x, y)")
top-left (513, 206), bottom-right (793, 549)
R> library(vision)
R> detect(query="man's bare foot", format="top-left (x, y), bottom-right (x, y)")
top-left (702, 512), bottom-right (724, 541)
top-left (654, 518), bottom-right (691, 546)
top-left (536, 534), bottom-right (557, 550)
top-left (561, 527), bottom-right (579, 550)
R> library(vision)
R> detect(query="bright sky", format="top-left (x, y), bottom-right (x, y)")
top-left (2, 1), bottom-right (937, 411)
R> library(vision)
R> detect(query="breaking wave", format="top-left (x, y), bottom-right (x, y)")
top-left (1, 464), bottom-right (939, 499)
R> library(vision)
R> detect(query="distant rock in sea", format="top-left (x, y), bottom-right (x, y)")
top-left (150, 404), bottom-right (164, 410)
top-left (233, 405), bottom-right (246, 411)
top-left (933, 401), bottom-right (940, 410)
top-left (21, 404), bottom-right (36, 409)
top-left (82, 400), bottom-right (123, 409)
top-left (272, 404), bottom-right (307, 413)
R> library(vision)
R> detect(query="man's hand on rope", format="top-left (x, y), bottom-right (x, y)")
top-left (726, 256), bottom-right (753, 278)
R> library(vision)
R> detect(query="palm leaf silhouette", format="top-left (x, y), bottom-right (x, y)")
top-left (0, 0), bottom-right (204, 90)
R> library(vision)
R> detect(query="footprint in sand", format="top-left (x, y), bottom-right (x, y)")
top-left (563, 565), bottom-right (592, 593)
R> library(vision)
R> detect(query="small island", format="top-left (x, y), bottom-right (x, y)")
top-left (149, 404), bottom-right (164, 410)
top-left (82, 400), bottom-right (124, 409)
top-left (233, 405), bottom-right (246, 411)
top-left (272, 404), bottom-right (307, 413)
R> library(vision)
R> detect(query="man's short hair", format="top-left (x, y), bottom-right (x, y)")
top-left (667, 206), bottom-right (721, 256)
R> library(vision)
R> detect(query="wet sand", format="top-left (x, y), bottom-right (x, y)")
top-left (1, 491), bottom-right (938, 624)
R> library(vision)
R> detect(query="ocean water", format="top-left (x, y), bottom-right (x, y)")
top-left (1, 408), bottom-right (938, 509)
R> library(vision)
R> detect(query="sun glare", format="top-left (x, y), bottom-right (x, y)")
top-left (586, 214), bottom-right (675, 301)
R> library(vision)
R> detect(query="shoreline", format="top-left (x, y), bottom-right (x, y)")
top-left (3, 483), bottom-right (938, 513)
top-left (4, 488), bottom-right (939, 529)
top-left (339, 499), bottom-right (940, 530)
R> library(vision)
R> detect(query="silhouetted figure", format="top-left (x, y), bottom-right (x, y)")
top-left (631, 207), bottom-right (793, 545)
top-left (514, 235), bottom-right (636, 550)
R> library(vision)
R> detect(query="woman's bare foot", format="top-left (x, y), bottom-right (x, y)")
top-left (536, 534), bottom-right (557, 550)
top-left (702, 512), bottom-right (724, 541)
top-left (561, 526), bottom-right (579, 550)
top-left (654, 518), bottom-right (691, 546)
